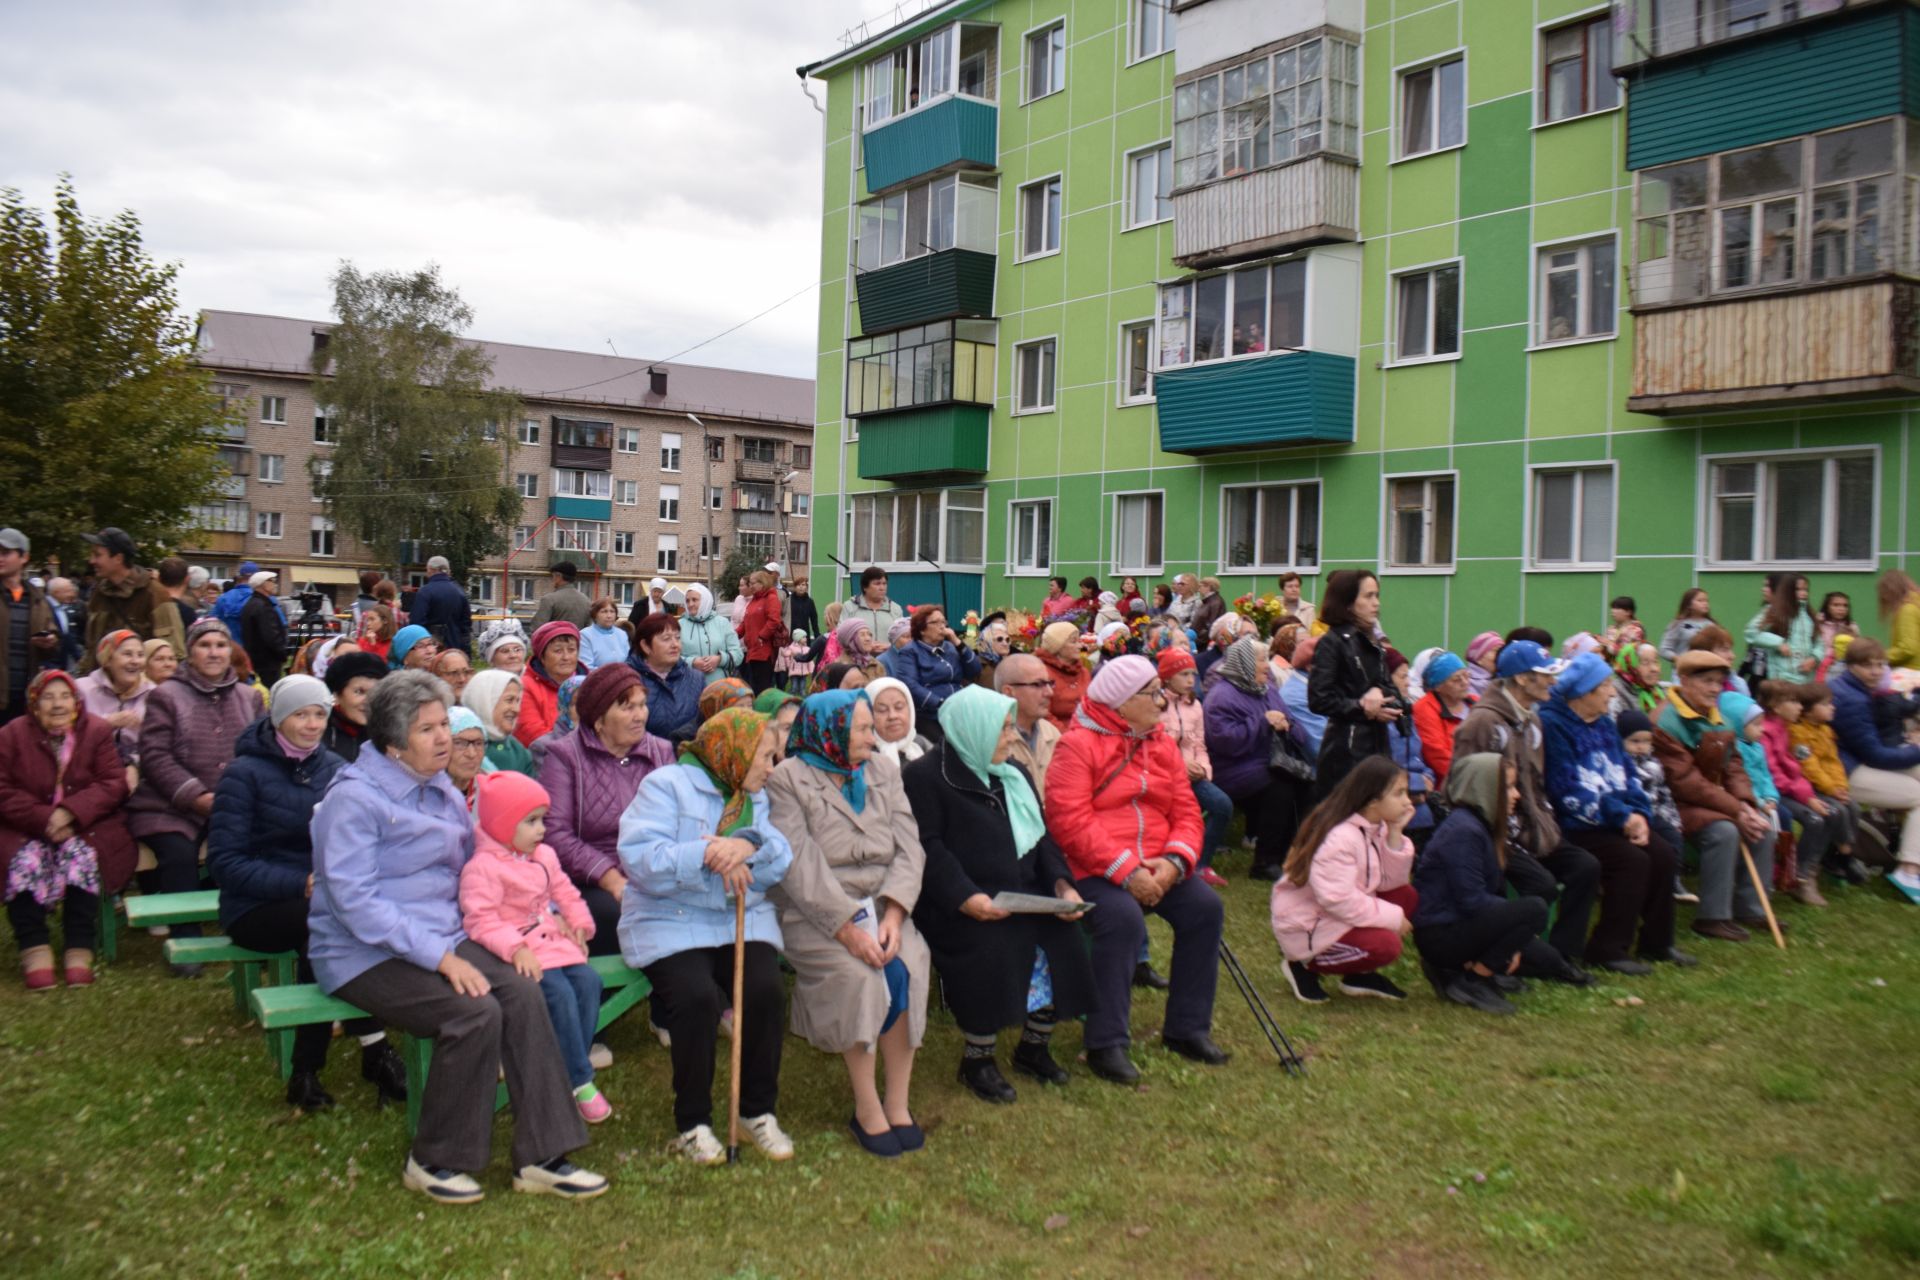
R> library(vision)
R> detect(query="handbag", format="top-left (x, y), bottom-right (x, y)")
top-left (1269, 725), bottom-right (1316, 783)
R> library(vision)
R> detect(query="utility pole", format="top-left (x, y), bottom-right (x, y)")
top-left (687, 412), bottom-right (714, 581)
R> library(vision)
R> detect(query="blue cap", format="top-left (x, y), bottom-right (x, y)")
top-left (1423, 651), bottom-right (1466, 689)
top-left (238, 560), bottom-right (260, 576)
top-left (1553, 651), bottom-right (1612, 700)
top-left (1496, 639), bottom-right (1566, 680)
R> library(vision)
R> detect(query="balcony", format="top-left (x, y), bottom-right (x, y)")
top-left (735, 509), bottom-right (779, 532)
top-left (856, 405), bottom-right (989, 481)
top-left (1155, 351), bottom-right (1356, 455)
top-left (1173, 157), bottom-right (1359, 270)
top-left (855, 247), bottom-right (996, 332)
top-left (548, 496), bottom-right (612, 521)
top-left (1612, 0), bottom-right (1896, 72)
top-left (862, 96), bottom-right (996, 194)
top-left (551, 417), bottom-right (613, 472)
top-left (1628, 277), bottom-right (1920, 413)
top-left (735, 457), bottom-right (785, 483)
top-left (548, 548), bottom-right (600, 572)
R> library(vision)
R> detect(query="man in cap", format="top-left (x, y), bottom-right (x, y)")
top-left (79, 527), bottom-right (187, 674)
top-left (212, 559), bottom-right (275, 637)
top-left (530, 560), bottom-right (594, 629)
top-left (0, 528), bottom-right (58, 723)
top-left (410, 554), bottom-right (473, 654)
top-left (239, 570), bottom-right (290, 685)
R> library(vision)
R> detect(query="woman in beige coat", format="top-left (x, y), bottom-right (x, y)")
top-left (766, 689), bottom-right (929, 1159)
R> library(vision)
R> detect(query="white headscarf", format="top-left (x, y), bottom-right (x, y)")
top-left (684, 584), bottom-right (717, 621)
top-left (462, 668), bottom-right (521, 742)
top-left (1406, 647), bottom-right (1444, 701)
top-left (864, 676), bottom-right (925, 765)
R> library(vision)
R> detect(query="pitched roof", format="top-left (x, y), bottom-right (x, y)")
top-left (193, 309), bottom-right (813, 427)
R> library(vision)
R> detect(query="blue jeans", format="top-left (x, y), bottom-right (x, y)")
top-left (1191, 778), bottom-right (1234, 871)
top-left (537, 962), bottom-right (604, 1091)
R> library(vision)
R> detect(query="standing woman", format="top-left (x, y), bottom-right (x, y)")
top-left (737, 570), bottom-right (787, 695)
top-left (1308, 569), bottom-right (1399, 797)
top-left (463, 669), bottom-right (535, 776)
top-left (126, 619), bottom-right (263, 973)
top-left (766, 692), bottom-right (931, 1159)
top-left (321, 650), bottom-right (387, 762)
top-left (1658, 588), bottom-right (1718, 662)
top-left (1876, 570), bottom-right (1920, 670)
top-left (1745, 572), bottom-right (1822, 684)
top-left (892, 605), bottom-right (982, 734)
top-left (516, 622), bottom-right (581, 746)
top-left (1035, 621), bottom-right (1090, 731)
top-left (679, 585), bottom-right (743, 687)
top-left (1203, 638), bottom-right (1307, 882)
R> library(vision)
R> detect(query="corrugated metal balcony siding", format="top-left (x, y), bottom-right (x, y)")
top-left (855, 404), bottom-right (991, 480)
top-left (861, 97), bottom-right (998, 194)
top-left (855, 248), bottom-right (997, 333)
top-left (1154, 352), bottom-right (1356, 454)
top-left (1172, 157), bottom-right (1360, 269)
top-left (552, 442), bottom-right (612, 471)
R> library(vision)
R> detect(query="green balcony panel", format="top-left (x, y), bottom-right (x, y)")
top-left (548, 496), bottom-right (611, 521)
top-left (856, 405), bottom-right (990, 480)
top-left (862, 97), bottom-right (997, 193)
top-left (855, 249), bottom-right (996, 333)
top-left (1155, 353), bottom-right (1355, 455)
top-left (1625, 6), bottom-right (1918, 169)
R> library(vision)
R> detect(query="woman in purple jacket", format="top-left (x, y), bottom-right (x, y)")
top-left (1202, 638), bottom-right (1309, 880)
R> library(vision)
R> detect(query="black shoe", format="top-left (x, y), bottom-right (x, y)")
top-left (1011, 1040), bottom-right (1070, 1085)
top-left (1132, 961), bottom-right (1170, 991)
top-left (1086, 1046), bottom-right (1141, 1085)
top-left (1439, 975), bottom-right (1517, 1016)
top-left (1163, 1033), bottom-right (1230, 1065)
top-left (1248, 862), bottom-right (1283, 882)
top-left (1338, 972), bottom-right (1409, 1001)
top-left (286, 1070), bottom-right (335, 1112)
top-left (170, 963), bottom-right (204, 980)
top-left (1827, 856), bottom-right (1873, 885)
top-left (1597, 958), bottom-right (1655, 976)
top-left (957, 1056), bottom-right (1017, 1104)
top-left (1544, 961), bottom-right (1597, 987)
top-left (1282, 960), bottom-right (1329, 1004)
top-left (1639, 946), bottom-right (1699, 968)
top-left (1488, 973), bottom-right (1528, 994)
top-left (1418, 955), bottom-right (1452, 999)
top-left (361, 1039), bottom-right (408, 1103)
top-left (847, 1116), bottom-right (902, 1158)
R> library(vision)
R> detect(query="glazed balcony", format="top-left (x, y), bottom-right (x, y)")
top-left (856, 405), bottom-right (990, 481)
top-left (1155, 350), bottom-right (1356, 454)
top-left (863, 97), bottom-right (996, 194)
top-left (857, 20), bottom-right (1000, 194)
top-left (1611, 0), bottom-right (1901, 72)
top-left (1173, 156), bottom-right (1359, 269)
top-left (550, 417), bottom-right (612, 472)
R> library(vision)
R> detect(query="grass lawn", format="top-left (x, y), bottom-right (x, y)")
top-left (3, 858), bottom-right (1918, 1279)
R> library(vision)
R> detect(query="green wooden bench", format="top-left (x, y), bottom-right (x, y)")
top-left (165, 935), bottom-right (301, 1073)
top-left (124, 889), bottom-right (221, 929)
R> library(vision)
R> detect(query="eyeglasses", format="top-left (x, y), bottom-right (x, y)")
top-left (449, 738), bottom-right (486, 753)
top-left (1004, 680), bottom-right (1053, 690)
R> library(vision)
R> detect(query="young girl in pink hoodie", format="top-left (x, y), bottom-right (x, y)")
top-left (460, 772), bottom-right (611, 1123)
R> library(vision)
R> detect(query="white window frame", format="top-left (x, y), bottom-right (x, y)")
top-left (313, 404), bottom-right (339, 445)
top-left (1124, 141), bottom-right (1173, 230)
top-left (469, 575), bottom-right (497, 605)
top-left (512, 575), bottom-right (539, 604)
top-left (707, 486), bottom-right (725, 511)
top-left (1023, 20), bottom-right (1065, 104)
top-left (616, 479), bottom-right (638, 506)
top-left (1218, 481), bottom-right (1323, 574)
top-left (517, 418), bottom-right (541, 446)
top-left (310, 459), bottom-right (331, 502)
top-left (260, 395), bottom-right (286, 425)
top-left (656, 534), bottom-right (680, 574)
top-left (309, 515), bottom-right (336, 559)
top-left (259, 454), bottom-right (285, 484)
top-left (1119, 319), bottom-right (1156, 405)
top-left (1696, 446), bottom-right (1880, 572)
top-left (552, 469), bottom-right (611, 499)
top-left (616, 426), bottom-right (640, 454)
top-left (1111, 490), bottom-right (1165, 575)
top-left (843, 488), bottom-right (987, 571)
top-left (254, 510), bottom-right (283, 540)
top-left (1007, 498), bottom-right (1055, 575)
top-left (1535, 7), bottom-right (1621, 129)
top-left (613, 531), bottom-right (636, 557)
top-left (1530, 233), bottom-right (1618, 349)
top-left (1394, 51), bottom-right (1468, 163)
top-left (791, 492), bottom-right (812, 517)
top-left (512, 525), bottom-right (536, 553)
top-left (1156, 256), bottom-right (1311, 370)
top-left (613, 579), bottom-right (637, 607)
top-left (1379, 471), bottom-right (1458, 576)
top-left (1525, 462), bottom-right (1618, 572)
top-left (1017, 174), bottom-right (1062, 260)
top-left (514, 472), bottom-right (539, 499)
top-left (1013, 337), bottom-right (1057, 415)
top-left (1388, 259), bottom-right (1464, 366)
top-left (659, 484), bottom-right (681, 523)
top-left (660, 432), bottom-right (682, 472)
top-left (549, 519), bottom-right (609, 555)
top-left (1129, 0), bottom-right (1174, 65)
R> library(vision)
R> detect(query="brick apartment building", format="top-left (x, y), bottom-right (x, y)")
top-left (186, 310), bottom-right (814, 616)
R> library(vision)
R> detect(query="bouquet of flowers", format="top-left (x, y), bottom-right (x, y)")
top-left (1233, 592), bottom-right (1291, 639)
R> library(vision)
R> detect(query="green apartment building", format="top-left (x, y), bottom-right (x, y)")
top-left (799, 0), bottom-right (1920, 648)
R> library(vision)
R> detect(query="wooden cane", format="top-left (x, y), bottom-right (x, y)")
top-left (1740, 840), bottom-right (1787, 950)
top-left (727, 889), bottom-right (746, 1163)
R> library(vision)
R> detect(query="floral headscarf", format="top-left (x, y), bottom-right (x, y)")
top-left (554, 673), bottom-right (587, 733)
top-left (679, 707), bottom-right (769, 835)
top-left (789, 690), bottom-right (872, 813)
top-left (699, 677), bottom-right (753, 723)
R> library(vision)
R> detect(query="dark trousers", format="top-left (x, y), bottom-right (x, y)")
top-left (1415, 897), bottom-right (1556, 974)
top-left (641, 942), bottom-right (784, 1133)
top-left (1504, 843), bottom-right (1600, 963)
top-left (743, 659), bottom-right (776, 695)
top-left (6, 888), bottom-right (97, 952)
top-left (1076, 872), bottom-right (1222, 1051)
top-left (579, 884), bottom-right (623, 958)
top-left (227, 897), bottom-right (379, 1074)
top-left (333, 940), bottom-right (587, 1173)
top-left (1238, 773), bottom-right (1308, 872)
top-left (137, 832), bottom-right (204, 940)
top-left (1563, 828), bottom-right (1678, 962)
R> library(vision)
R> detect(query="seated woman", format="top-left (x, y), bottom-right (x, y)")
top-left (143, 637), bottom-right (178, 686)
top-left (1203, 638), bottom-right (1309, 883)
top-left (1270, 755), bottom-right (1417, 1005)
top-left (817, 662), bottom-right (869, 693)
top-left (389, 625), bottom-right (440, 672)
top-left (0, 671), bottom-right (131, 989)
top-left (876, 617), bottom-right (913, 678)
top-left (429, 646), bottom-right (473, 703)
top-left (516, 622), bottom-right (581, 746)
top-left (1035, 622), bottom-right (1089, 731)
top-left (1827, 637), bottom-right (1920, 902)
top-left (766, 691), bottom-right (931, 1159)
top-left (462, 669), bottom-right (535, 776)
top-left (625, 613), bottom-right (706, 745)
top-left (754, 688), bottom-right (802, 752)
top-left (77, 629), bottom-right (152, 772)
top-left (446, 706), bottom-right (487, 802)
top-left (209, 675), bottom-right (406, 1110)
top-left (479, 620), bottom-right (529, 674)
top-left (321, 650), bottom-right (387, 762)
top-left (617, 708), bottom-right (794, 1164)
top-left (865, 676), bottom-right (931, 767)
top-left (698, 677), bottom-right (754, 724)
top-left (903, 686), bottom-right (1094, 1103)
top-left (1411, 755), bottom-right (1560, 1016)
top-left (1410, 650), bottom-right (1471, 790)
top-left (1046, 655), bottom-right (1226, 1083)
top-left (892, 606), bottom-right (983, 734)
top-left (308, 671), bottom-right (606, 1204)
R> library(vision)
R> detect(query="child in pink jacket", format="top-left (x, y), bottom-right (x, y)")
top-left (1270, 756), bottom-right (1418, 1004)
top-left (460, 771), bottom-right (611, 1123)
top-left (1756, 681), bottom-right (1832, 907)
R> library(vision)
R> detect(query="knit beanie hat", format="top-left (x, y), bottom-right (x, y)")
top-left (1086, 654), bottom-right (1157, 707)
top-left (1466, 631), bottom-right (1504, 664)
top-left (268, 674), bottom-right (332, 728)
top-left (184, 617), bottom-right (230, 651)
top-left (529, 620), bottom-right (579, 660)
top-left (1155, 647), bottom-right (1196, 681)
top-left (1616, 708), bottom-right (1654, 739)
top-left (475, 770), bottom-right (552, 848)
top-left (574, 662), bottom-right (641, 735)
top-left (323, 649), bottom-right (388, 695)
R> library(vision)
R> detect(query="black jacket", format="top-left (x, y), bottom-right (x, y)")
top-left (787, 591), bottom-right (819, 641)
top-left (411, 573), bottom-right (472, 654)
top-left (207, 717), bottom-right (344, 930)
top-left (239, 591), bottom-right (288, 685)
top-left (1308, 622), bottom-right (1391, 789)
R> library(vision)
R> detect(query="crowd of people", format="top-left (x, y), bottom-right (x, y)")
top-left (6, 523), bottom-right (1920, 1202)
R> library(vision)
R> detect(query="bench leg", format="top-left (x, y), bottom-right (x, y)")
top-left (594, 980), bottom-right (651, 1036)
top-left (261, 957), bottom-right (301, 1080)
top-left (403, 1036), bottom-right (431, 1138)
top-left (97, 895), bottom-right (119, 966)
top-left (229, 961), bottom-right (262, 1023)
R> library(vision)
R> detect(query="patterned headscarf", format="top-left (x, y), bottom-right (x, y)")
top-left (699, 677), bottom-right (753, 723)
top-left (554, 673), bottom-right (587, 733)
top-left (937, 686), bottom-right (1045, 856)
top-left (789, 690), bottom-right (872, 813)
top-left (679, 707), bottom-right (770, 836)
top-left (1215, 638), bottom-right (1267, 696)
top-left (753, 688), bottom-right (799, 717)
top-left (94, 629), bottom-right (140, 667)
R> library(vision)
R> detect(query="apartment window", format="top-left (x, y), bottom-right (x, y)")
top-left (512, 575), bottom-right (539, 604)
top-left (1705, 450), bottom-right (1876, 569)
top-left (612, 531), bottom-right (635, 557)
top-left (656, 535), bottom-right (679, 574)
top-left (846, 320), bottom-right (997, 416)
top-left (512, 525), bottom-right (536, 553)
top-left (660, 432), bottom-right (682, 471)
top-left (310, 459), bottom-right (331, 500)
top-left (1385, 474), bottom-right (1456, 570)
top-left (740, 483), bottom-right (776, 513)
top-left (1541, 14), bottom-right (1618, 124)
top-left (553, 469), bottom-right (611, 499)
top-left (1616, 0), bottom-right (1815, 67)
top-left (482, 419), bottom-right (499, 442)
top-left (789, 540), bottom-right (808, 565)
top-left (1014, 339), bottom-right (1056, 413)
top-left (659, 484), bottom-right (681, 522)
top-left (707, 486), bottom-right (725, 510)
top-left (743, 438), bottom-right (779, 464)
top-left (616, 479), bottom-right (638, 506)
top-left (550, 519), bottom-right (609, 554)
top-left (1535, 238), bottom-right (1616, 345)
top-left (855, 173), bottom-right (999, 271)
top-left (845, 488), bottom-right (986, 568)
top-left (1174, 37), bottom-right (1360, 186)
top-left (1158, 258), bottom-right (1306, 368)
top-left (193, 500), bottom-right (249, 534)
top-left (1133, 0), bottom-right (1173, 61)
top-left (700, 535), bottom-right (721, 560)
top-left (1127, 144), bottom-right (1173, 228)
top-left (612, 579), bottom-right (636, 607)
top-left (1530, 466), bottom-right (1616, 569)
top-left (254, 511), bottom-right (283, 540)
top-left (260, 395), bottom-right (286, 425)
top-left (313, 404), bottom-right (339, 444)
top-left (791, 493), bottom-right (812, 516)
top-left (517, 419), bottom-right (540, 445)
top-left (738, 532), bottom-right (778, 560)
top-left (1113, 493), bottom-right (1164, 573)
top-left (1019, 177), bottom-right (1062, 258)
top-left (469, 576), bottom-right (497, 604)
top-left (1026, 22), bottom-right (1065, 102)
top-left (1121, 321), bottom-right (1154, 403)
top-left (707, 437), bottom-right (725, 462)
top-left (310, 516), bottom-right (336, 558)
top-left (792, 445), bottom-right (812, 469)
top-left (1393, 263), bottom-right (1462, 362)
top-left (861, 22), bottom-right (991, 129)
top-left (259, 454), bottom-right (285, 484)
top-left (553, 417), bottom-right (611, 449)
top-left (617, 427), bottom-right (640, 453)
top-left (515, 473), bottom-right (539, 499)
top-left (1009, 499), bottom-right (1053, 573)
top-left (1400, 56), bottom-right (1465, 158)
top-left (1223, 482), bottom-right (1321, 571)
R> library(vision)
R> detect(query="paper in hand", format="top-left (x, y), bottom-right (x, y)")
top-left (990, 892), bottom-right (1094, 916)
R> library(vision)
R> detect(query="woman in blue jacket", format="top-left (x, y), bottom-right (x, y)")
top-left (626, 612), bottom-right (706, 745)
top-left (892, 606), bottom-right (982, 739)
top-left (1828, 637), bottom-right (1920, 901)
top-left (208, 675), bottom-right (405, 1112)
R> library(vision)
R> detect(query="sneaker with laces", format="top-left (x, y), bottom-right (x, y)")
top-left (588, 1041), bottom-right (614, 1069)
top-left (1673, 877), bottom-right (1699, 904)
top-left (743, 1113), bottom-right (795, 1160)
top-left (512, 1157), bottom-right (608, 1199)
top-left (668, 1123), bottom-right (727, 1165)
top-left (574, 1082), bottom-right (611, 1124)
top-left (1337, 972), bottom-right (1408, 1000)
top-left (404, 1155), bottom-right (484, 1204)
top-left (1283, 960), bottom-right (1330, 1004)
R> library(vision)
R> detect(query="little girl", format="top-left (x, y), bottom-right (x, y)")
top-left (776, 628), bottom-right (814, 694)
top-left (1817, 592), bottom-right (1860, 650)
top-left (357, 604), bottom-right (394, 665)
top-left (460, 772), bottom-right (610, 1123)
top-left (1269, 755), bottom-right (1418, 1005)
top-left (1757, 682), bottom-right (1831, 906)
top-left (1787, 682), bottom-right (1865, 882)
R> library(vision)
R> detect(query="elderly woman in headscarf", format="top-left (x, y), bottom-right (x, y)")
top-left (1194, 612), bottom-right (1243, 685)
top-left (766, 691), bottom-right (931, 1159)
top-left (817, 662), bottom-right (869, 693)
top-left (478, 618), bottom-right (529, 674)
top-left (698, 677), bottom-right (754, 725)
top-left (901, 686), bottom-right (1094, 1103)
top-left (864, 676), bottom-right (929, 767)
top-left (515, 622), bottom-right (582, 746)
top-left (679, 584), bottom-right (743, 687)
top-left (753, 687), bottom-right (802, 754)
top-left (1465, 631), bottom-right (1504, 700)
top-left (142, 637), bottom-right (178, 686)
top-left (823, 614), bottom-right (881, 672)
top-left (388, 624), bottom-right (439, 672)
top-left (1204, 638), bottom-right (1308, 882)
top-left (321, 649), bottom-right (386, 762)
top-left (617, 707), bottom-right (794, 1164)
top-left (463, 668), bottom-right (535, 776)
top-left (876, 616), bottom-right (914, 677)
top-left (77, 629), bottom-right (152, 771)
top-left (0, 671), bottom-right (132, 989)
top-left (1092, 591), bottom-right (1125, 631)
top-left (1035, 621), bottom-right (1089, 731)
top-left (446, 705), bottom-right (488, 800)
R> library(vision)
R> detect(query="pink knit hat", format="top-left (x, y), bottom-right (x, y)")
top-left (475, 771), bottom-right (552, 848)
top-left (1086, 654), bottom-right (1157, 707)
top-left (1466, 631), bottom-right (1504, 663)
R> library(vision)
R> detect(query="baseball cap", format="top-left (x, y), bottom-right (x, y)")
top-left (0, 528), bottom-right (27, 554)
top-left (238, 560), bottom-right (261, 576)
top-left (82, 527), bottom-right (137, 561)
top-left (1495, 639), bottom-right (1566, 680)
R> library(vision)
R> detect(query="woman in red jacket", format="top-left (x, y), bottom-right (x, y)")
top-left (1410, 650), bottom-right (1472, 790)
top-left (737, 570), bottom-right (787, 696)
top-left (515, 621), bottom-right (581, 747)
top-left (1044, 654), bottom-right (1226, 1085)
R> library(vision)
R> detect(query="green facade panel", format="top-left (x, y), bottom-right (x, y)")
top-left (1155, 353), bottom-right (1356, 454)
top-left (853, 249), bottom-right (996, 334)
top-left (855, 404), bottom-right (990, 480)
top-left (861, 98), bottom-right (998, 193)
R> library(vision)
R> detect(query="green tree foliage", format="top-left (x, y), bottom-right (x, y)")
top-left (315, 263), bottom-right (521, 578)
top-left (0, 177), bottom-right (228, 568)
top-left (720, 545), bottom-right (769, 598)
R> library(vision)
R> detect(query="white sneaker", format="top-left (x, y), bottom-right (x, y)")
top-left (1890, 867), bottom-right (1920, 905)
top-left (668, 1123), bottom-right (726, 1165)
top-left (512, 1157), bottom-right (608, 1199)
top-left (588, 1041), bottom-right (614, 1069)
top-left (649, 1020), bottom-right (672, 1048)
top-left (403, 1155), bottom-right (484, 1204)
top-left (743, 1113), bottom-right (794, 1160)
top-left (146, 925), bottom-right (170, 938)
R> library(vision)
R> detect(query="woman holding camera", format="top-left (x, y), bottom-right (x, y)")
top-left (1307, 570), bottom-right (1400, 798)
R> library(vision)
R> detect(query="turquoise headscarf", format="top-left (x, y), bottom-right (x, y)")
top-left (790, 689), bottom-right (872, 813)
top-left (389, 625), bottom-right (430, 670)
top-left (936, 685), bottom-right (1046, 857)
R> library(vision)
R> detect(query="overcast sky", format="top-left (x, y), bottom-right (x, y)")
top-left (1, 0), bottom-right (883, 380)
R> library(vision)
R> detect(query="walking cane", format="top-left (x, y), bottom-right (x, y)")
top-left (1740, 841), bottom-right (1787, 950)
top-left (727, 889), bottom-right (746, 1163)
top-left (1219, 941), bottom-right (1307, 1076)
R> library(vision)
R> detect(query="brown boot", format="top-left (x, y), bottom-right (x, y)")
top-left (1690, 918), bottom-right (1750, 943)
top-left (1787, 877), bottom-right (1828, 908)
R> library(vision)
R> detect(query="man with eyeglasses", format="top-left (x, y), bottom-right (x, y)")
top-left (995, 653), bottom-right (1062, 794)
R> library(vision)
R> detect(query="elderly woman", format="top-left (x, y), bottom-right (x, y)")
top-left (817, 662), bottom-right (869, 692)
top-left (210, 675), bottom-right (406, 1109)
top-left (463, 669), bottom-right (535, 776)
top-left (321, 650), bottom-right (386, 762)
top-left (1204, 638), bottom-right (1309, 883)
top-left (143, 637), bottom-right (178, 685)
top-left (389, 625), bottom-right (439, 672)
top-left (876, 616), bottom-right (914, 678)
top-left (680, 585), bottom-right (743, 687)
top-left (579, 597), bottom-right (630, 673)
top-left (514, 622), bottom-right (581, 746)
top-left (478, 619), bottom-right (529, 674)
top-left (698, 677), bottom-right (754, 724)
top-left (973, 614), bottom-right (1012, 687)
top-left (1195, 613), bottom-right (1243, 684)
top-left (0, 671), bottom-right (131, 988)
top-left (127, 619), bottom-right (263, 972)
top-left (1411, 651), bottom-right (1472, 789)
top-left (902, 686), bottom-right (1094, 1103)
top-left (309, 671), bottom-right (606, 1203)
top-left (1828, 637), bottom-right (1920, 901)
top-left (1046, 655), bottom-right (1225, 1084)
top-left (754, 688), bottom-right (801, 753)
top-left (77, 629), bottom-right (152, 768)
top-left (827, 615), bottom-right (882, 671)
top-left (865, 676), bottom-right (929, 767)
top-left (430, 647), bottom-right (473, 702)
top-left (1036, 621), bottom-right (1090, 731)
top-left (541, 664), bottom-right (674, 960)
top-left (766, 691), bottom-right (930, 1159)
top-left (617, 708), bottom-right (794, 1163)
top-left (446, 706), bottom-right (488, 801)
top-left (892, 606), bottom-right (982, 733)
top-left (625, 613), bottom-right (705, 745)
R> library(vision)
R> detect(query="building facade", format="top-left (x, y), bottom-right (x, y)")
top-left (800, 0), bottom-right (1920, 647)
top-left (188, 311), bottom-right (814, 614)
